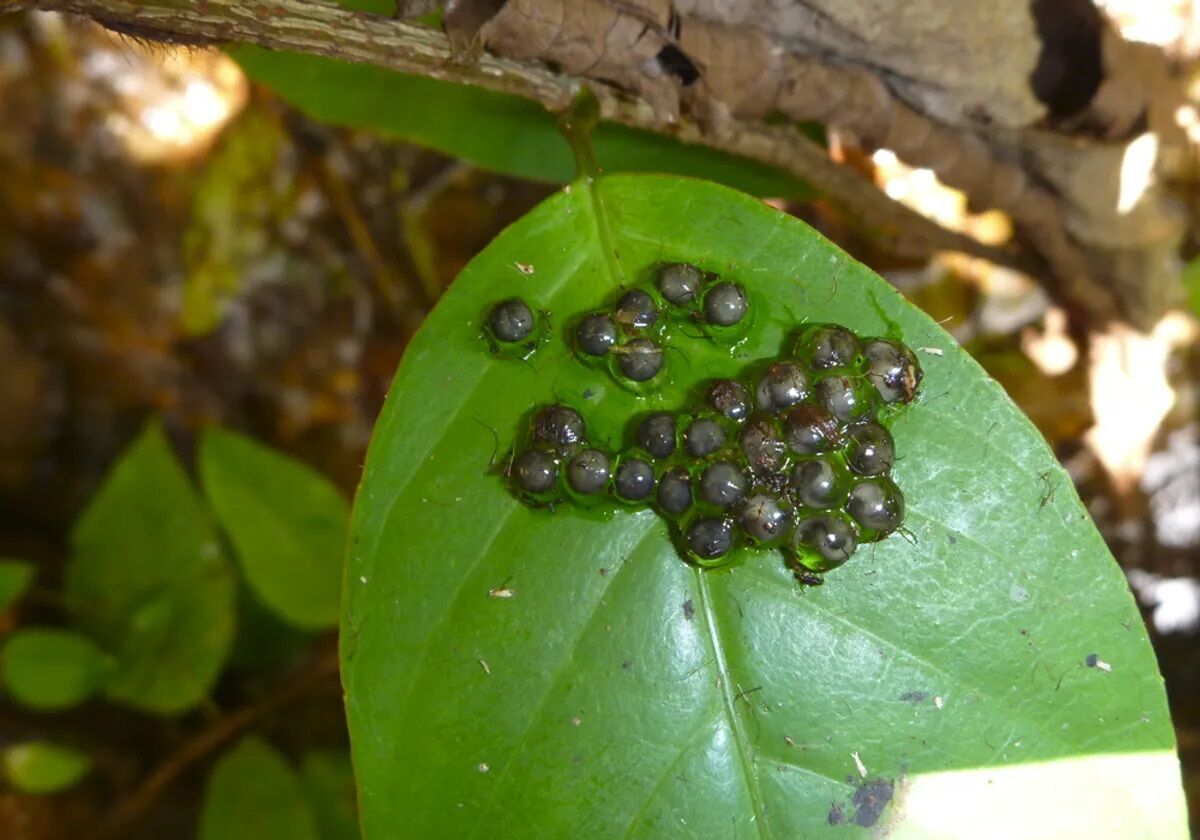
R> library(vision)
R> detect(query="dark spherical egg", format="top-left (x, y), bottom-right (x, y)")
top-left (793, 515), bottom-right (858, 570)
top-left (739, 414), bottom-right (787, 473)
top-left (657, 263), bottom-right (702, 306)
top-left (738, 494), bottom-right (792, 544)
top-left (783, 404), bottom-right (839, 454)
top-left (796, 324), bottom-right (861, 370)
top-left (637, 412), bottom-right (677, 459)
top-left (756, 362), bottom-right (809, 410)
top-left (684, 417), bottom-right (726, 458)
top-left (568, 449), bottom-right (610, 495)
top-left (489, 298), bottom-right (534, 343)
top-left (614, 457), bottom-right (655, 502)
top-left (863, 338), bottom-right (923, 404)
top-left (576, 312), bottom-right (618, 357)
top-left (532, 404), bottom-right (586, 450)
top-left (686, 516), bottom-right (735, 560)
top-left (616, 289), bottom-right (659, 329)
top-left (703, 282), bottom-right (748, 327)
top-left (848, 478), bottom-right (905, 539)
top-left (844, 420), bottom-right (895, 476)
top-left (699, 461), bottom-right (749, 508)
top-left (790, 457), bottom-right (845, 509)
top-left (512, 450), bottom-right (558, 494)
top-left (657, 467), bottom-right (693, 515)
top-left (617, 338), bottom-right (664, 382)
top-left (707, 379), bottom-right (751, 422)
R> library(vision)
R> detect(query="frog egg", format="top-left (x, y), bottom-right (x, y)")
top-left (532, 404), bottom-right (586, 451)
top-left (848, 478), bottom-right (905, 540)
top-left (755, 362), bottom-right (809, 410)
top-left (844, 420), bottom-right (895, 476)
top-left (739, 414), bottom-right (787, 473)
top-left (657, 467), bottom-right (693, 515)
top-left (793, 515), bottom-right (858, 570)
top-left (616, 338), bottom-right (664, 382)
top-left (796, 323), bottom-right (861, 370)
top-left (703, 282), bottom-right (748, 327)
top-left (815, 374), bottom-right (875, 422)
top-left (489, 298), bottom-right (535, 343)
top-left (613, 457), bottom-right (656, 502)
top-left (615, 289), bottom-right (659, 329)
top-left (707, 379), bottom-right (751, 422)
top-left (863, 338), bottom-right (923, 404)
top-left (738, 494), bottom-right (792, 545)
top-left (576, 312), bottom-right (618, 357)
top-left (636, 412), bottom-right (677, 459)
top-left (782, 404), bottom-right (840, 454)
top-left (657, 263), bottom-right (702, 306)
top-left (790, 457), bottom-right (846, 509)
top-left (699, 461), bottom-right (749, 509)
top-left (512, 450), bottom-right (558, 495)
top-left (567, 449), bottom-right (611, 495)
top-left (686, 516), bottom-right (735, 561)
top-left (683, 417), bottom-right (727, 458)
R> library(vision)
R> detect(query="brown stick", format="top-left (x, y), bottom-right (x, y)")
top-left (97, 646), bottom-right (341, 840)
top-left (6, 0), bottom-right (1029, 273)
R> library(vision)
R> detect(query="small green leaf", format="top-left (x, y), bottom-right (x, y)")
top-left (1, 628), bottom-right (112, 710)
top-left (199, 428), bottom-right (349, 629)
top-left (232, 50), bottom-right (808, 198)
top-left (228, 583), bottom-right (313, 674)
top-left (2, 742), bottom-right (91, 794)
top-left (344, 174), bottom-right (1185, 836)
top-left (200, 738), bottom-right (317, 840)
top-left (66, 420), bottom-right (236, 714)
top-left (301, 750), bottom-right (360, 840)
top-left (0, 559), bottom-right (34, 612)
top-left (1184, 257), bottom-right (1200, 317)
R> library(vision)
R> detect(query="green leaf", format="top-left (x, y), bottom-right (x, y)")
top-left (1, 628), bottom-right (112, 710)
top-left (2, 742), bottom-right (91, 794)
top-left (199, 428), bottom-right (349, 629)
top-left (1184, 257), bottom-right (1200, 317)
top-left (344, 174), bottom-right (1185, 837)
top-left (232, 49), bottom-right (808, 198)
top-left (0, 559), bottom-right (34, 612)
top-left (200, 738), bottom-right (318, 840)
top-left (66, 420), bottom-right (236, 714)
top-left (300, 750), bottom-right (360, 840)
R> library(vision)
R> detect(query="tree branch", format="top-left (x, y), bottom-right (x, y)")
top-left (3, 0), bottom-right (1085, 312)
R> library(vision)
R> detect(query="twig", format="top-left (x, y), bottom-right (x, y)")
top-left (7, 0), bottom-right (1029, 275)
top-left (97, 646), bottom-right (341, 840)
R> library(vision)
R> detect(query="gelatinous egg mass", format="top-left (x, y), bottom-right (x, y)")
top-left (495, 265), bottom-right (924, 584)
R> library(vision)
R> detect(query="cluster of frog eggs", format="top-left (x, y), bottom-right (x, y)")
top-left (486, 263), bottom-right (748, 385)
top-left (497, 280), bottom-right (923, 581)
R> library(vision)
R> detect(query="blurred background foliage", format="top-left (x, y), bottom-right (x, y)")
top-left (0, 8), bottom-right (1198, 839)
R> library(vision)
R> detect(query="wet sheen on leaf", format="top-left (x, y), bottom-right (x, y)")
top-left (344, 174), bottom-right (1184, 837)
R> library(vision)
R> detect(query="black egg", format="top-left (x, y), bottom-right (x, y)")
top-left (739, 495), bottom-right (791, 544)
top-left (699, 461), bottom-right (748, 508)
top-left (844, 421), bottom-right (895, 476)
top-left (576, 312), bottom-right (618, 356)
top-left (739, 415), bottom-right (787, 473)
top-left (686, 517), bottom-right (734, 560)
top-left (657, 467), bottom-right (693, 515)
top-left (816, 375), bottom-right (873, 422)
top-left (616, 289), bottom-right (659, 329)
top-left (614, 458), bottom-right (655, 501)
top-left (848, 479), bottom-right (905, 538)
top-left (568, 449), bottom-right (610, 495)
top-left (798, 324), bottom-right (860, 370)
top-left (863, 338), bottom-right (923, 404)
top-left (637, 412), bottom-right (677, 459)
top-left (755, 362), bottom-right (809, 410)
top-left (684, 417), bottom-right (726, 458)
top-left (489, 298), bottom-right (534, 343)
top-left (703, 282), bottom-right (748, 327)
top-left (532, 404), bottom-right (586, 450)
top-left (790, 458), bottom-right (843, 509)
top-left (618, 338), bottom-right (664, 382)
top-left (794, 515), bottom-right (858, 569)
top-left (783, 405), bottom-right (839, 454)
top-left (512, 450), bottom-right (557, 494)
top-left (707, 379), bottom-right (751, 422)
top-left (657, 263), bottom-right (702, 306)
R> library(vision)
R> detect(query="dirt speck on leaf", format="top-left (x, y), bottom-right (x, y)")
top-left (827, 802), bottom-right (844, 825)
top-left (851, 778), bottom-right (894, 827)
top-left (683, 598), bottom-right (695, 621)
top-left (899, 690), bottom-right (927, 702)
